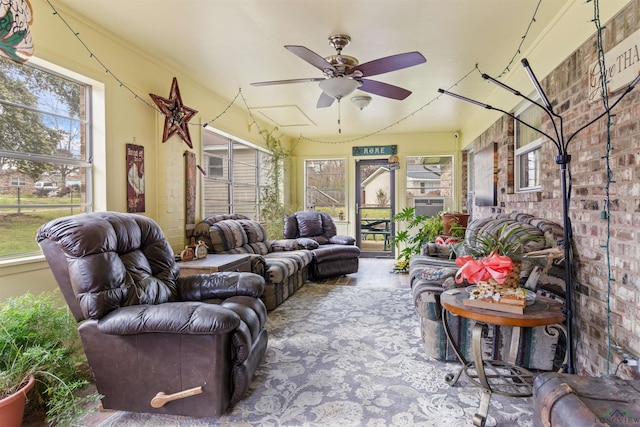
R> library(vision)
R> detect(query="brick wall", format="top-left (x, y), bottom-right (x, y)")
top-left (469, 0), bottom-right (640, 379)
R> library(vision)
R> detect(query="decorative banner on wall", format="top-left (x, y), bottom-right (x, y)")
top-left (588, 28), bottom-right (640, 103)
top-left (352, 145), bottom-right (397, 156)
top-left (126, 144), bottom-right (145, 212)
top-left (0, 0), bottom-right (34, 63)
top-left (185, 151), bottom-right (196, 228)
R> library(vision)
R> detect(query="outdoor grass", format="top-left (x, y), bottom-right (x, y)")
top-left (0, 209), bottom-right (75, 257)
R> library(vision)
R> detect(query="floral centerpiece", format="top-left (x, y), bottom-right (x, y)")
top-left (454, 252), bottom-right (529, 314)
top-left (454, 252), bottom-right (514, 285)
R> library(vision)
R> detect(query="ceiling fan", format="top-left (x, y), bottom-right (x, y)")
top-left (251, 34), bottom-right (426, 108)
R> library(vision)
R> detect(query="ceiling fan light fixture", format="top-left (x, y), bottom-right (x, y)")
top-left (351, 95), bottom-right (372, 110)
top-left (319, 77), bottom-right (359, 100)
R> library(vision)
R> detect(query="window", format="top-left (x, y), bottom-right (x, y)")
top-left (0, 56), bottom-right (94, 259)
top-left (405, 156), bottom-right (454, 215)
top-left (206, 155), bottom-right (224, 178)
top-left (10, 177), bottom-right (26, 186)
top-left (305, 159), bottom-right (346, 218)
top-left (514, 102), bottom-right (542, 191)
top-left (202, 129), bottom-right (270, 219)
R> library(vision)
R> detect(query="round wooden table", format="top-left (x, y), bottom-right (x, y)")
top-left (440, 290), bottom-right (566, 427)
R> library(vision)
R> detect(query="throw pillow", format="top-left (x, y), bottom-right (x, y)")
top-left (420, 267), bottom-right (458, 282)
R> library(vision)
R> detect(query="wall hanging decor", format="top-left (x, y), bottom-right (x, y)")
top-left (184, 150), bottom-right (196, 229)
top-left (149, 77), bottom-right (198, 148)
top-left (0, 0), bottom-right (34, 63)
top-left (126, 143), bottom-right (145, 212)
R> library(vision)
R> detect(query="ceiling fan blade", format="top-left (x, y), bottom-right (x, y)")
top-left (357, 79), bottom-right (412, 100)
top-left (251, 77), bottom-right (326, 87)
top-left (316, 91), bottom-right (336, 108)
top-left (285, 45), bottom-right (337, 73)
top-left (351, 52), bottom-right (426, 77)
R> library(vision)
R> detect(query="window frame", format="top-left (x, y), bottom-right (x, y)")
top-left (0, 56), bottom-right (98, 261)
top-left (405, 155), bottom-right (455, 214)
top-left (514, 101), bottom-right (543, 192)
top-left (304, 158), bottom-right (347, 219)
top-left (202, 128), bottom-right (270, 219)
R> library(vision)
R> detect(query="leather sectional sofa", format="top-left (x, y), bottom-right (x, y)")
top-left (283, 211), bottom-right (360, 280)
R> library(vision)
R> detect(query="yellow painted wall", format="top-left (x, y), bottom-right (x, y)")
top-left (291, 131), bottom-right (461, 241)
top-left (0, 0), bottom-right (633, 300)
top-left (0, 1), bottom-right (277, 300)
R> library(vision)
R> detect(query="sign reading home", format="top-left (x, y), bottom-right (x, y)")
top-left (588, 28), bottom-right (640, 103)
top-left (352, 145), bottom-right (397, 156)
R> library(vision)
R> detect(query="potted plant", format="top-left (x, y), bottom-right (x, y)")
top-left (390, 207), bottom-right (444, 271)
top-left (0, 292), bottom-right (98, 426)
top-left (442, 211), bottom-right (470, 236)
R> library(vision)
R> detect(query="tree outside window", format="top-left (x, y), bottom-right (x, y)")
top-left (0, 57), bottom-right (92, 258)
top-left (305, 159), bottom-right (346, 218)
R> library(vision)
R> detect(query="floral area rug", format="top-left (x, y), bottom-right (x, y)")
top-left (95, 285), bottom-right (533, 427)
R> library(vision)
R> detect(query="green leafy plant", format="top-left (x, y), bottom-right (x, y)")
top-left (0, 292), bottom-right (99, 425)
top-left (454, 223), bottom-right (543, 260)
top-left (259, 128), bottom-right (298, 239)
top-left (390, 207), bottom-right (444, 264)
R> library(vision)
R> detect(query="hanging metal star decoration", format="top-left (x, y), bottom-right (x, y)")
top-left (149, 77), bottom-right (198, 148)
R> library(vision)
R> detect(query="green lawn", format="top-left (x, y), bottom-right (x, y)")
top-left (0, 211), bottom-right (74, 256)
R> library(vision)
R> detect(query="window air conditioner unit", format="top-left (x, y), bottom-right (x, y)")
top-left (414, 198), bottom-right (444, 217)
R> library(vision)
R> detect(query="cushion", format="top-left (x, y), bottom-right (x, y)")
top-left (297, 212), bottom-right (324, 237)
top-left (294, 238), bottom-right (320, 250)
top-left (270, 239), bottom-right (303, 251)
top-left (208, 220), bottom-right (248, 252)
top-left (423, 243), bottom-right (454, 259)
top-left (420, 267), bottom-right (458, 283)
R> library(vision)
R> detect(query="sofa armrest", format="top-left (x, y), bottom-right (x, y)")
top-left (97, 302), bottom-right (241, 335)
top-left (270, 239), bottom-right (303, 251)
top-left (421, 242), bottom-right (455, 258)
top-left (177, 271), bottom-right (265, 300)
top-left (329, 234), bottom-right (355, 245)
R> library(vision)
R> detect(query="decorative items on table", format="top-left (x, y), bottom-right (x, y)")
top-left (195, 240), bottom-right (208, 259)
top-left (455, 252), bottom-right (529, 314)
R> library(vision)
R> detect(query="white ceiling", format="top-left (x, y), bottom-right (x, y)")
top-left (56, 0), bottom-right (570, 140)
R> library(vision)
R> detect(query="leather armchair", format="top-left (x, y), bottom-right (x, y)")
top-left (36, 212), bottom-right (268, 417)
top-left (283, 211), bottom-right (360, 280)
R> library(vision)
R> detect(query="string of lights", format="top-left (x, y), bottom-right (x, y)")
top-left (497, 0), bottom-right (542, 78)
top-left (591, 0), bottom-right (615, 376)
top-left (45, 0), bottom-right (543, 145)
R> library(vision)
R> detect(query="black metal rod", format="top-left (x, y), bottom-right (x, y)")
top-left (557, 155), bottom-right (575, 374)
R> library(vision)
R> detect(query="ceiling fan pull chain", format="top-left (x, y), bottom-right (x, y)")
top-left (338, 100), bottom-right (342, 134)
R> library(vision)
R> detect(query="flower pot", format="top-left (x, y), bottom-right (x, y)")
top-left (442, 213), bottom-right (470, 236)
top-left (0, 375), bottom-right (35, 427)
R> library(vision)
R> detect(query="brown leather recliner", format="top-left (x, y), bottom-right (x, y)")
top-left (283, 211), bottom-right (360, 280)
top-left (36, 212), bottom-right (268, 418)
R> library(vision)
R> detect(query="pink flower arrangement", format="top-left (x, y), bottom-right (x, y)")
top-left (454, 252), bottom-right (514, 285)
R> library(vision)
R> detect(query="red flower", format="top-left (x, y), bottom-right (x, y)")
top-left (454, 252), bottom-right (514, 284)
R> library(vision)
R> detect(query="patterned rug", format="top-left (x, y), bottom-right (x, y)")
top-left (95, 285), bottom-right (533, 427)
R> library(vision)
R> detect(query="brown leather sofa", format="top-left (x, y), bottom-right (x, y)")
top-left (37, 212), bottom-right (268, 417)
top-left (283, 211), bottom-right (360, 280)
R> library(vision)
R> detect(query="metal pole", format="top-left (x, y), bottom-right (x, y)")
top-left (557, 153), bottom-right (574, 374)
